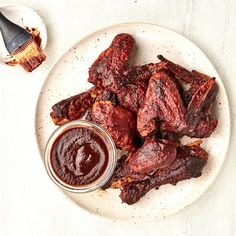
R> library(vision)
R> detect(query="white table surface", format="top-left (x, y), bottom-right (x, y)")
top-left (0, 0), bottom-right (235, 235)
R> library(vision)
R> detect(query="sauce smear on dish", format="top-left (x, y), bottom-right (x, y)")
top-left (50, 127), bottom-right (109, 186)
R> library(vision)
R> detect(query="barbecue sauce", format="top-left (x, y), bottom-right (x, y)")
top-left (51, 128), bottom-right (109, 186)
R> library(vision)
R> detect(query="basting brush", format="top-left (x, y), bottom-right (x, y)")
top-left (0, 12), bottom-right (46, 72)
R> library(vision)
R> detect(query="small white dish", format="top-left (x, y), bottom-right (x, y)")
top-left (0, 3), bottom-right (47, 66)
top-left (35, 23), bottom-right (230, 222)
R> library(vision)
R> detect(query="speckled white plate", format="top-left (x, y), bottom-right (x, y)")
top-left (35, 23), bottom-right (230, 223)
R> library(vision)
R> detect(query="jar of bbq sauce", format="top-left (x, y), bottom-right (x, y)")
top-left (44, 120), bottom-right (117, 193)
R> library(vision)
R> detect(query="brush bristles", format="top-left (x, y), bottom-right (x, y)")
top-left (11, 39), bottom-right (46, 72)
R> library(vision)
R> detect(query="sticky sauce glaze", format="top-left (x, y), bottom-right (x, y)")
top-left (5, 27), bottom-right (42, 67)
top-left (51, 128), bottom-right (109, 186)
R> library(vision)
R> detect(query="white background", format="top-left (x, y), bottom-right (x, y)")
top-left (0, 0), bottom-right (235, 235)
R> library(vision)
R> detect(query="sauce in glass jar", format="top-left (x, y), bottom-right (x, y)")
top-left (44, 120), bottom-right (117, 193)
top-left (51, 127), bottom-right (109, 186)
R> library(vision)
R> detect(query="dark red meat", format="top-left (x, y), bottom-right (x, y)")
top-left (49, 34), bottom-right (219, 205)
top-left (50, 87), bottom-right (99, 125)
top-left (137, 71), bottom-right (187, 137)
top-left (117, 81), bottom-right (147, 113)
top-left (157, 55), bottom-right (193, 83)
top-left (92, 101), bottom-right (136, 152)
top-left (186, 78), bottom-right (218, 135)
top-left (88, 33), bottom-right (135, 92)
top-left (127, 138), bottom-right (178, 174)
top-left (120, 144), bottom-right (208, 205)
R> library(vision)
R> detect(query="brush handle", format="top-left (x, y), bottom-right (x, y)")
top-left (0, 12), bottom-right (30, 53)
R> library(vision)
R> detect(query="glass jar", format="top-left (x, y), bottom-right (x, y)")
top-left (44, 120), bottom-right (117, 193)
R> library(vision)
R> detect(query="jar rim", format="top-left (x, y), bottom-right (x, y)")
top-left (44, 120), bottom-right (117, 193)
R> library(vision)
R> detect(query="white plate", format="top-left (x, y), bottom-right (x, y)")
top-left (0, 3), bottom-right (47, 65)
top-left (35, 23), bottom-right (230, 222)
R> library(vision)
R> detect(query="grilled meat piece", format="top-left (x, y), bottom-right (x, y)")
top-left (137, 71), bottom-right (187, 137)
top-left (157, 55), bottom-right (193, 83)
top-left (50, 87), bottom-right (99, 125)
top-left (92, 101), bottom-right (137, 152)
top-left (88, 33), bottom-right (135, 92)
top-left (120, 144), bottom-right (208, 205)
top-left (186, 78), bottom-right (218, 137)
top-left (127, 138), bottom-right (178, 174)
